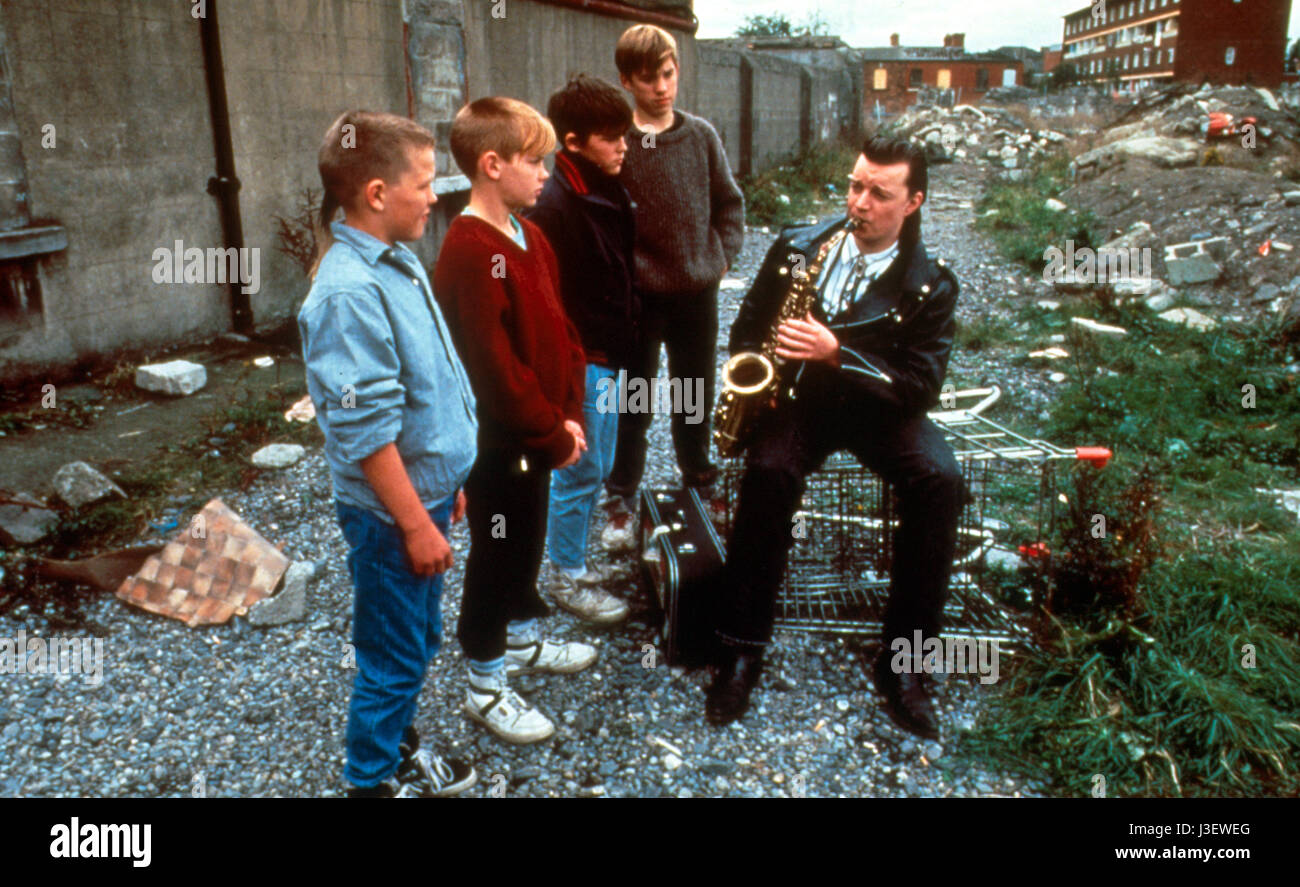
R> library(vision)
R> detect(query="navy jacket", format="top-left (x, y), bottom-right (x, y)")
top-left (730, 215), bottom-right (959, 417)
top-left (525, 150), bottom-right (639, 369)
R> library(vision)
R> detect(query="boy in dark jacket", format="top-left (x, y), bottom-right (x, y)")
top-left (525, 75), bottom-right (636, 625)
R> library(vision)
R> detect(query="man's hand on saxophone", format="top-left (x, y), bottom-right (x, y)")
top-left (774, 311), bottom-right (840, 367)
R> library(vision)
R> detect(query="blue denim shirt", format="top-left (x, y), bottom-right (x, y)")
top-left (298, 222), bottom-right (478, 522)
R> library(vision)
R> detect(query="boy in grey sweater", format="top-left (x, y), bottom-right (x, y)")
top-left (603, 23), bottom-right (745, 541)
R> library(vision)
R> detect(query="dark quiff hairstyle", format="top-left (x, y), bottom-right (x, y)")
top-left (311, 110), bottom-right (436, 278)
top-left (547, 74), bottom-right (633, 145)
top-left (860, 135), bottom-right (928, 249)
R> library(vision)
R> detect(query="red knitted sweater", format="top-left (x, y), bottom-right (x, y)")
top-left (433, 214), bottom-right (585, 467)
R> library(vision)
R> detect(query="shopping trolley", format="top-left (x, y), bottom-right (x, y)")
top-left (712, 386), bottom-right (1112, 646)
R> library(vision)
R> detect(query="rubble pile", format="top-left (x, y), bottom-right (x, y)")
top-left (1072, 83), bottom-right (1300, 178)
top-left (888, 103), bottom-right (1068, 168)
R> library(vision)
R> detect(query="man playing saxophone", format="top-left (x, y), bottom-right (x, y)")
top-left (707, 136), bottom-right (964, 739)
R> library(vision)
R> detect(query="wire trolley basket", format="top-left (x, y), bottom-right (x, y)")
top-left (713, 386), bottom-right (1111, 645)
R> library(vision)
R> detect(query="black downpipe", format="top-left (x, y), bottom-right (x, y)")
top-left (198, 0), bottom-right (252, 334)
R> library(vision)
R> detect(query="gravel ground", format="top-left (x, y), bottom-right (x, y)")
top-left (0, 161), bottom-right (1057, 798)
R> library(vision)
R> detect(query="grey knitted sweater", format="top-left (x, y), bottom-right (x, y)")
top-left (619, 109), bottom-right (745, 295)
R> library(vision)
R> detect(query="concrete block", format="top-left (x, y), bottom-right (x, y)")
top-left (1165, 254), bottom-right (1221, 286)
top-left (250, 444), bottom-right (306, 469)
top-left (52, 461), bottom-right (127, 509)
top-left (248, 561), bottom-right (316, 627)
top-left (135, 359), bottom-right (207, 396)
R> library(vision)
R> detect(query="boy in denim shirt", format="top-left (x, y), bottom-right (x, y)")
top-left (298, 110), bottom-right (478, 797)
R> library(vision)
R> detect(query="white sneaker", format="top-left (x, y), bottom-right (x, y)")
top-left (547, 571), bottom-right (629, 625)
top-left (463, 672), bottom-right (555, 744)
top-left (600, 513), bottom-right (636, 553)
top-left (506, 637), bottom-right (598, 676)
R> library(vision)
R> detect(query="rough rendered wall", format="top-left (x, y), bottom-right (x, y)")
top-left (1, 0), bottom-right (409, 378)
top-left (695, 43), bottom-right (743, 173)
top-left (3, 0), bottom-right (223, 375)
top-left (748, 52), bottom-right (803, 172)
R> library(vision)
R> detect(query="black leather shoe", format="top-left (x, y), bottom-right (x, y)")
top-left (872, 654), bottom-right (940, 740)
top-left (682, 463), bottom-right (719, 489)
top-left (706, 648), bottom-right (763, 726)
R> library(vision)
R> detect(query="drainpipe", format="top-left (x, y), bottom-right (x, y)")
top-left (198, 0), bottom-right (253, 334)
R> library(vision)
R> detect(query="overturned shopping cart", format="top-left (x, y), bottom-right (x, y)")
top-left (712, 386), bottom-right (1112, 645)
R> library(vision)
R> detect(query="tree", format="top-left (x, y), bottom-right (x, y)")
top-left (736, 11), bottom-right (831, 39)
top-left (1049, 62), bottom-right (1080, 91)
top-left (737, 13), bottom-right (793, 37)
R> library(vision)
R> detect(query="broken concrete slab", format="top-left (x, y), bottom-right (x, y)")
top-left (1165, 253), bottom-right (1222, 286)
top-left (1071, 317), bottom-right (1128, 337)
top-left (1101, 221), bottom-right (1154, 253)
top-left (135, 359), bottom-right (207, 396)
top-left (251, 443), bottom-right (305, 469)
top-left (1158, 307), bottom-right (1218, 331)
top-left (0, 492), bottom-right (59, 545)
top-left (1072, 136), bottom-right (1201, 175)
top-left (52, 461), bottom-right (127, 509)
top-left (247, 560), bottom-right (316, 626)
top-left (1256, 488), bottom-right (1300, 521)
top-left (1044, 198), bottom-right (1067, 212)
top-left (1144, 292), bottom-right (1176, 312)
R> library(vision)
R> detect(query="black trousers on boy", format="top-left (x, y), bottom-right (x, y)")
top-left (457, 446), bottom-right (551, 662)
top-left (607, 283), bottom-right (719, 495)
top-left (717, 394), bottom-right (966, 649)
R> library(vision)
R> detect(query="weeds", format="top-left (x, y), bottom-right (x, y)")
top-left (741, 140), bottom-right (861, 228)
top-left (974, 152), bottom-right (1103, 272)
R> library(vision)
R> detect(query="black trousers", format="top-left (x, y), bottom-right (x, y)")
top-left (457, 447), bottom-right (552, 662)
top-left (607, 284), bottom-right (719, 495)
top-left (717, 394), bottom-right (965, 648)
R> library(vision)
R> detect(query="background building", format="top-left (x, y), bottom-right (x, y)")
top-left (857, 33), bottom-right (1025, 115)
top-left (1060, 0), bottom-right (1292, 91)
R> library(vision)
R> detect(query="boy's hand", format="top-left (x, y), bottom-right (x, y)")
top-left (403, 520), bottom-right (454, 576)
top-left (559, 420), bottom-right (587, 469)
top-left (451, 488), bottom-right (467, 524)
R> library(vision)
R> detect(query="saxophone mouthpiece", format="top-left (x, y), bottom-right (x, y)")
top-left (845, 216), bottom-right (862, 232)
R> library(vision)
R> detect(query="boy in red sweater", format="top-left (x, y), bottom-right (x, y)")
top-left (434, 97), bottom-right (595, 745)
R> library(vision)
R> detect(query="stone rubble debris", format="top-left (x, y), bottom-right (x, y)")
top-left (51, 461), bottom-right (127, 509)
top-left (134, 359), bottom-right (207, 396)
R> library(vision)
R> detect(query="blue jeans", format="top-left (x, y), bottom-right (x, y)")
top-left (547, 363), bottom-right (620, 571)
top-left (335, 495), bottom-right (454, 788)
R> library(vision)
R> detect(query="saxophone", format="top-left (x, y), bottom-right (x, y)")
top-left (713, 219), bottom-right (854, 457)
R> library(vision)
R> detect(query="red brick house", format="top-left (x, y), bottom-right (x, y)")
top-left (859, 33), bottom-right (1025, 115)
top-left (1060, 0), bottom-right (1291, 91)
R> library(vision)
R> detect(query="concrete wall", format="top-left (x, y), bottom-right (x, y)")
top-left (3, 1), bottom-right (877, 377)
top-left (695, 41), bottom-right (861, 177)
top-left (2, 0), bottom-right (223, 376)
top-left (695, 43), bottom-right (744, 171)
top-left (460, 0), bottom-right (697, 138)
top-left (221, 0), bottom-right (408, 328)
top-left (0, 0), bottom-right (408, 379)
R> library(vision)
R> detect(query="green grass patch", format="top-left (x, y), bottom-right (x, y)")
top-left (961, 158), bottom-right (1300, 796)
top-left (741, 140), bottom-right (862, 229)
top-left (974, 153), bottom-right (1104, 273)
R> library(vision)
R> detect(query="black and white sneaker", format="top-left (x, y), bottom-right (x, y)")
top-left (396, 726), bottom-right (477, 797)
top-left (346, 727), bottom-right (476, 797)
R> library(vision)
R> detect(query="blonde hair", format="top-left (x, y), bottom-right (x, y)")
top-left (311, 110), bottom-right (435, 279)
top-left (448, 97), bottom-right (556, 179)
top-left (614, 24), bottom-right (679, 78)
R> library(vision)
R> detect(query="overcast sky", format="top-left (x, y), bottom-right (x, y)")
top-left (694, 1), bottom-right (1300, 51)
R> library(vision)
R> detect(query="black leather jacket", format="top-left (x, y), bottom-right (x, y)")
top-left (729, 216), bottom-right (959, 417)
